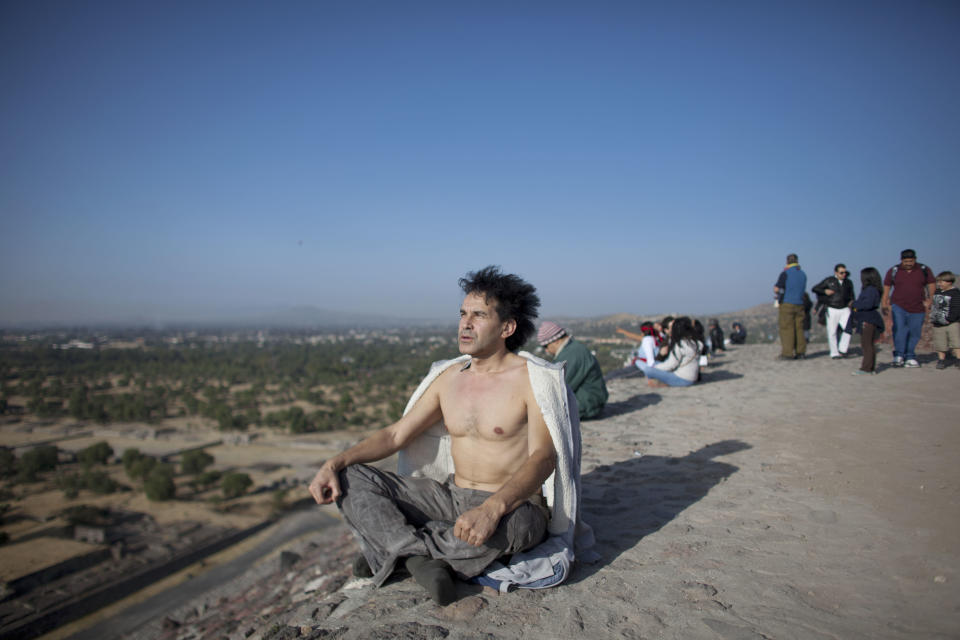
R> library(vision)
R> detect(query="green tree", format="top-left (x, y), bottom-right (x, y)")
top-left (271, 488), bottom-right (289, 514)
top-left (122, 448), bottom-right (155, 480)
top-left (144, 464), bottom-right (176, 501)
top-left (121, 448), bottom-right (142, 472)
top-left (387, 398), bottom-right (406, 422)
top-left (18, 445), bottom-right (59, 482)
top-left (82, 470), bottom-right (119, 494)
top-left (128, 456), bottom-right (157, 481)
top-left (181, 449), bottom-right (214, 475)
top-left (190, 470), bottom-right (221, 491)
top-left (78, 441), bottom-right (114, 467)
top-left (287, 406), bottom-right (310, 433)
top-left (221, 472), bottom-right (252, 499)
top-left (0, 447), bottom-right (15, 478)
top-left (57, 472), bottom-right (83, 499)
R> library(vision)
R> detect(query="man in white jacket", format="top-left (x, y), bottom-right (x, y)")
top-left (308, 266), bottom-right (557, 605)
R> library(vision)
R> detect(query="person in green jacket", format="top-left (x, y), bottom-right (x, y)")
top-left (538, 321), bottom-right (608, 420)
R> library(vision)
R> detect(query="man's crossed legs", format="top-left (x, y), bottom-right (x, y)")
top-left (337, 464), bottom-right (548, 604)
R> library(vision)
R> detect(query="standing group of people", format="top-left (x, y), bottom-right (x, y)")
top-left (775, 249), bottom-right (959, 374)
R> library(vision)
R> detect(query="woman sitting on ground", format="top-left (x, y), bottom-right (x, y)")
top-left (632, 322), bottom-right (660, 373)
top-left (646, 316), bottom-right (701, 388)
top-left (656, 316), bottom-right (674, 360)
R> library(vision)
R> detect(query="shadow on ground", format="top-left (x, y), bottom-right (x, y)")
top-left (699, 369), bottom-right (744, 383)
top-left (601, 393), bottom-right (662, 418)
top-left (570, 439), bottom-right (751, 583)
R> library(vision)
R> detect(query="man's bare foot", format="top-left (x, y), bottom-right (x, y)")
top-left (647, 379), bottom-right (668, 388)
top-left (404, 556), bottom-right (457, 606)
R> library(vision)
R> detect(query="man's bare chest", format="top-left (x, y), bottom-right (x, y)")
top-left (440, 370), bottom-right (528, 439)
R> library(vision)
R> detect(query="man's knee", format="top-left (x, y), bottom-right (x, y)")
top-left (500, 502), bottom-right (549, 553)
top-left (335, 464), bottom-right (378, 510)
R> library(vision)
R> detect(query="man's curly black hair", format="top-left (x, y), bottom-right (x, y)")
top-left (458, 266), bottom-right (540, 353)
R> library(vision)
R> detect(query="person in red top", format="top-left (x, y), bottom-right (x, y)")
top-left (881, 249), bottom-right (936, 368)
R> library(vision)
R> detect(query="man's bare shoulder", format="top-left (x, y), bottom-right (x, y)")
top-left (437, 354), bottom-right (532, 406)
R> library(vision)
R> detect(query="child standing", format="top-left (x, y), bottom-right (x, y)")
top-left (849, 267), bottom-right (885, 375)
top-left (931, 271), bottom-right (960, 369)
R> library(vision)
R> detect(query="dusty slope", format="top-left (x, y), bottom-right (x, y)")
top-left (87, 344), bottom-right (960, 640)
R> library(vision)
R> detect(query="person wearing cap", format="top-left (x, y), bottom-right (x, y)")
top-left (882, 249), bottom-right (936, 368)
top-left (538, 321), bottom-right (608, 420)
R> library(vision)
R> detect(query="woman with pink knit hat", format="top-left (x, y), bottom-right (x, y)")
top-left (538, 321), bottom-right (608, 419)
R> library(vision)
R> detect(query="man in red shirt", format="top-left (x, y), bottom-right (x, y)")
top-left (882, 249), bottom-right (936, 368)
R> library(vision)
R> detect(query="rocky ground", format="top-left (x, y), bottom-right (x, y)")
top-left (70, 343), bottom-right (959, 640)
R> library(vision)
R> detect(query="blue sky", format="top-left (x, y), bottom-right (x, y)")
top-left (2, 1), bottom-right (958, 326)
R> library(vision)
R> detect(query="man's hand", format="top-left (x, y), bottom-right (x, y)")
top-left (309, 465), bottom-right (340, 505)
top-left (824, 288), bottom-right (835, 296)
top-left (454, 504), bottom-right (501, 547)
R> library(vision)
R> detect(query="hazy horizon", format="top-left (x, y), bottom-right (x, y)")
top-left (0, 297), bottom-right (777, 330)
top-left (3, 2), bottom-right (957, 327)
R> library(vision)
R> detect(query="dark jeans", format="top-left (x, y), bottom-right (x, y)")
top-left (860, 322), bottom-right (877, 372)
top-left (891, 303), bottom-right (925, 360)
top-left (337, 464), bottom-right (548, 587)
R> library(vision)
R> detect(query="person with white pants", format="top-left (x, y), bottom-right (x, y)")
top-left (812, 264), bottom-right (856, 359)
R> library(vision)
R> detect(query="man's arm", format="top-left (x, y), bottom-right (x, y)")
top-left (881, 268), bottom-right (893, 311)
top-left (811, 277), bottom-right (831, 297)
top-left (308, 382), bottom-right (443, 504)
top-left (453, 399), bottom-right (557, 547)
top-left (774, 271), bottom-right (787, 298)
top-left (562, 346), bottom-right (593, 392)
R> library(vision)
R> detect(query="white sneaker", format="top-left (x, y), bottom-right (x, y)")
top-left (904, 359), bottom-right (920, 368)
top-left (893, 356), bottom-right (904, 367)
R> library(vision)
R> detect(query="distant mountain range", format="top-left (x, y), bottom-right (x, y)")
top-left (550, 302), bottom-right (777, 334)
top-left (2, 302), bottom-right (776, 332)
top-left (241, 305), bottom-right (448, 329)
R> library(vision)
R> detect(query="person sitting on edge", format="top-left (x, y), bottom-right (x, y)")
top-left (538, 321), bottom-right (609, 420)
top-left (617, 320), bottom-right (661, 371)
top-left (632, 321), bottom-right (660, 371)
top-left (656, 316), bottom-right (675, 360)
top-left (693, 319), bottom-right (709, 369)
top-left (708, 318), bottom-right (725, 353)
top-left (308, 266), bottom-right (585, 606)
top-left (310, 267), bottom-right (556, 605)
top-left (645, 316), bottom-right (701, 388)
top-left (607, 322), bottom-right (659, 381)
top-left (729, 322), bottom-right (747, 345)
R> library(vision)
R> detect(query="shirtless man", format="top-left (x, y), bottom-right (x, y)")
top-left (308, 267), bottom-right (555, 605)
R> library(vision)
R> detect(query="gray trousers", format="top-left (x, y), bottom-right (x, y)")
top-left (337, 464), bottom-right (548, 587)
